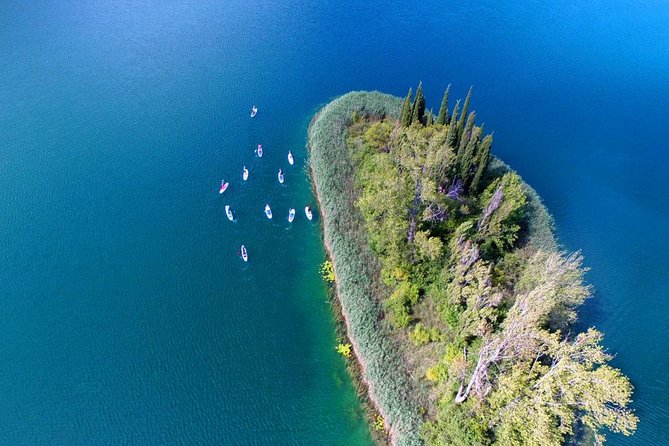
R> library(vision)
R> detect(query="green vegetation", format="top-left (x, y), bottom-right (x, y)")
top-left (374, 414), bottom-right (387, 432)
top-left (308, 89), bottom-right (637, 446)
top-left (435, 85), bottom-right (450, 126)
top-left (336, 342), bottom-right (352, 358)
top-left (320, 260), bottom-right (336, 282)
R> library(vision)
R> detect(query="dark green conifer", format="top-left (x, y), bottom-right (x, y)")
top-left (458, 86), bottom-right (473, 129)
top-left (411, 82), bottom-right (426, 125)
top-left (459, 125), bottom-right (482, 183)
top-left (449, 100), bottom-right (461, 130)
top-left (436, 85), bottom-right (451, 125)
top-left (470, 134), bottom-right (493, 192)
top-left (457, 112), bottom-right (477, 162)
top-left (426, 109), bottom-right (434, 126)
top-left (400, 88), bottom-right (413, 127)
top-left (445, 100), bottom-right (461, 156)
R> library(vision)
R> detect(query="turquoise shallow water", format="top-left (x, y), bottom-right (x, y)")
top-left (1, 1), bottom-right (668, 444)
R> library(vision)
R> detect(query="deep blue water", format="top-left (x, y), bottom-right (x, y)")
top-left (1, 1), bottom-right (668, 444)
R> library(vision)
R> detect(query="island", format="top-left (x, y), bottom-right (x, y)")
top-left (307, 87), bottom-right (638, 446)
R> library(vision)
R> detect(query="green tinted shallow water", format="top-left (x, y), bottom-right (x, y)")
top-left (1, 1), bottom-right (669, 444)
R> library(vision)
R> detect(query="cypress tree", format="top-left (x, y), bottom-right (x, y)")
top-left (445, 100), bottom-right (461, 155)
top-left (435, 85), bottom-right (451, 125)
top-left (426, 109), bottom-right (434, 126)
top-left (457, 112), bottom-right (477, 161)
top-left (449, 100), bottom-right (461, 130)
top-left (411, 82), bottom-right (426, 125)
top-left (470, 134), bottom-right (493, 192)
top-left (459, 125), bottom-right (482, 183)
top-left (400, 88), bottom-right (413, 127)
top-left (458, 86), bottom-right (473, 129)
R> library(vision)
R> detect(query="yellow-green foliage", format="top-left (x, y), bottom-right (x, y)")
top-left (488, 328), bottom-right (637, 446)
top-left (442, 342), bottom-right (464, 365)
top-left (409, 323), bottom-right (442, 346)
top-left (425, 363), bottom-right (448, 383)
top-left (320, 260), bottom-right (335, 282)
top-left (421, 401), bottom-right (491, 446)
top-left (374, 414), bottom-right (386, 432)
top-left (425, 342), bottom-right (463, 384)
top-left (363, 120), bottom-right (393, 150)
top-left (336, 342), bottom-right (352, 358)
top-left (382, 265), bottom-right (410, 287)
top-left (414, 230), bottom-right (444, 261)
top-left (385, 281), bottom-right (420, 328)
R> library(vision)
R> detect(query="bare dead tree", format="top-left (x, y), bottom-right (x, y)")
top-left (455, 251), bottom-right (585, 404)
top-left (478, 184), bottom-right (503, 232)
top-left (424, 202), bottom-right (448, 224)
top-left (446, 178), bottom-right (464, 201)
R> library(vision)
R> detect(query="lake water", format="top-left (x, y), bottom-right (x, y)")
top-left (1, 1), bottom-right (667, 444)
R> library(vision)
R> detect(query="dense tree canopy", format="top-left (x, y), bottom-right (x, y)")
top-left (344, 85), bottom-right (637, 445)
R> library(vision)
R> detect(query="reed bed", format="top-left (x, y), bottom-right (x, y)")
top-left (308, 92), bottom-right (423, 446)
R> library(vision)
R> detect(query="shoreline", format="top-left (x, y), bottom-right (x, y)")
top-left (321, 245), bottom-right (392, 446)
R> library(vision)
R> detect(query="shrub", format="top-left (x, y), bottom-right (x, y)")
top-left (374, 414), bottom-right (386, 432)
top-left (386, 281), bottom-right (420, 328)
top-left (421, 401), bottom-right (491, 446)
top-left (410, 323), bottom-right (443, 346)
top-left (425, 363), bottom-right (448, 383)
top-left (336, 343), bottom-right (352, 358)
top-left (320, 260), bottom-right (335, 282)
top-left (439, 303), bottom-right (461, 328)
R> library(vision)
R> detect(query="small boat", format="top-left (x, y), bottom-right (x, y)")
top-left (250, 106), bottom-right (257, 118)
top-left (288, 208), bottom-right (295, 223)
top-left (288, 151), bottom-right (294, 165)
top-left (225, 205), bottom-right (234, 221)
top-left (242, 166), bottom-right (249, 181)
top-left (265, 204), bottom-right (273, 219)
top-left (305, 206), bottom-right (313, 221)
top-left (241, 245), bottom-right (248, 262)
top-left (257, 144), bottom-right (263, 158)
top-left (219, 180), bottom-right (229, 194)
top-left (278, 169), bottom-right (284, 184)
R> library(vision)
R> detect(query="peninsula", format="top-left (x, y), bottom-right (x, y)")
top-left (307, 88), bottom-right (637, 446)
